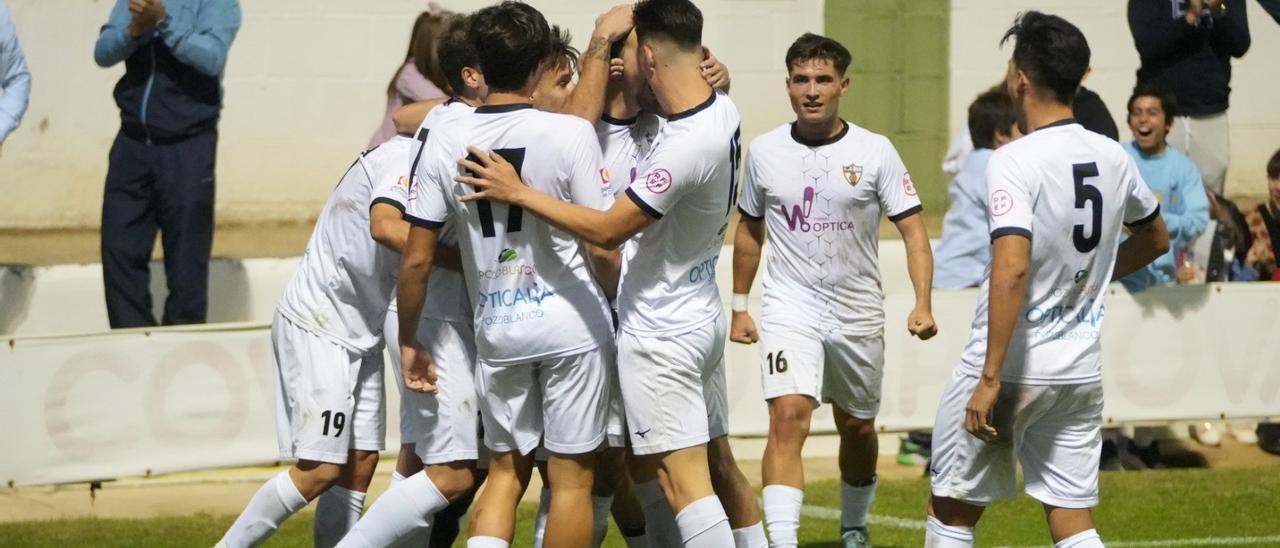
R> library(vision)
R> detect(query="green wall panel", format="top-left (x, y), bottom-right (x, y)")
top-left (825, 0), bottom-right (950, 214)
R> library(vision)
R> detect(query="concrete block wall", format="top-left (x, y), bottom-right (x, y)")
top-left (949, 0), bottom-right (1280, 199)
top-left (0, 0), bottom-right (822, 231)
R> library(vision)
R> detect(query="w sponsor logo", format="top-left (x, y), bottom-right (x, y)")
top-left (780, 186), bottom-right (816, 231)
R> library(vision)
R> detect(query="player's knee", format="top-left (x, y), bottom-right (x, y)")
top-left (769, 396), bottom-right (815, 435)
top-left (428, 461), bottom-right (479, 501)
top-left (836, 413), bottom-right (876, 438)
top-left (351, 450), bottom-right (380, 481)
top-left (295, 460), bottom-right (344, 490)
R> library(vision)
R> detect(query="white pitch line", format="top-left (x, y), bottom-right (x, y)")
top-left (798, 504), bottom-right (926, 530)
top-left (798, 505), bottom-right (1280, 546)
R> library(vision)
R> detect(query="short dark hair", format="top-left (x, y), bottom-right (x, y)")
top-left (469, 1), bottom-right (553, 93)
top-left (438, 15), bottom-right (478, 95)
top-left (784, 33), bottom-right (852, 76)
top-left (1126, 84), bottom-right (1177, 125)
top-left (968, 88), bottom-right (1015, 150)
top-left (633, 0), bottom-right (702, 51)
top-left (1268, 147), bottom-right (1280, 180)
top-left (1000, 11), bottom-right (1091, 106)
top-left (544, 25), bottom-right (579, 75)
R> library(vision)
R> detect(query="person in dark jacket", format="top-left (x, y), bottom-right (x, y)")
top-left (1128, 0), bottom-right (1250, 195)
top-left (94, 0), bottom-right (240, 328)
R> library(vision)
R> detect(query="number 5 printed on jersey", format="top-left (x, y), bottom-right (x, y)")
top-left (465, 148), bottom-right (527, 237)
top-left (1072, 162), bottom-right (1102, 253)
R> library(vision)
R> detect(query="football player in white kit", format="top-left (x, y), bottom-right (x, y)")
top-left (730, 33), bottom-right (938, 548)
top-left (924, 12), bottom-right (1170, 548)
top-left (333, 14), bottom-right (491, 548)
top-left (457, 2), bottom-right (763, 546)
top-left (215, 137), bottom-right (419, 548)
top-left (397, 3), bottom-right (631, 547)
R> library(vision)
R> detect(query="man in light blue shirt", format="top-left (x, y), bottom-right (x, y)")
top-left (933, 88), bottom-right (1019, 288)
top-left (1120, 86), bottom-right (1210, 292)
top-left (0, 0), bottom-right (31, 146)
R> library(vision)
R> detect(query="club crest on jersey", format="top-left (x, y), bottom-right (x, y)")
top-left (990, 189), bottom-right (1014, 216)
top-left (903, 173), bottom-right (917, 196)
top-left (646, 168), bottom-right (673, 193)
top-left (843, 163), bottom-right (863, 186)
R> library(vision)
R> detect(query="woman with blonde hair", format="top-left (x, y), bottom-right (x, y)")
top-left (368, 9), bottom-right (451, 147)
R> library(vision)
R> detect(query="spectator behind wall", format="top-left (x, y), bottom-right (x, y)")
top-left (933, 88), bottom-right (1020, 288)
top-left (1, 0), bottom-right (31, 148)
top-left (94, 0), bottom-right (241, 328)
top-left (1128, 0), bottom-right (1251, 195)
top-left (941, 83), bottom-right (1115, 178)
top-left (1119, 86), bottom-right (1210, 292)
top-left (1242, 148), bottom-right (1280, 280)
top-left (367, 10), bottom-right (450, 148)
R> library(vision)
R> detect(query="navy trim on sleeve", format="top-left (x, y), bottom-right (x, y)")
top-left (737, 205), bottom-right (764, 221)
top-left (371, 196), bottom-right (406, 215)
top-left (990, 227), bottom-right (1032, 242)
top-left (626, 188), bottom-right (664, 220)
top-left (887, 204), bottom-right (924, 223)
top-left (405, 214), bottom-right (446, 229)
top-left (1124, 203), bottom-right (1162, 227)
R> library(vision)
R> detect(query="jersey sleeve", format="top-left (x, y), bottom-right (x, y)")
top-left (404, 138), bottom-right (452, 229)
top-left (625, 143), bottom-right (698, 219)
top-left (1121, 155), bottom-right (1162, 227)
top-left (876, 138), bottom-right (924, 222)
top-left (369, 158), bottom-right (411, 214)
top-left (737, 145), bottom-right (766, 220)
top-left (562, 121), bottom-right (611, 210)
top-left (986, 151), bottom-right (1034, 241)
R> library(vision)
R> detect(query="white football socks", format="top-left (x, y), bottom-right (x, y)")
top-left (762, 484), bottom-right (804, 548)
top-left (592, 495), bottom-right (614, 547)
top-left (924, 516), bottom-right (975, 547)
top-left (674, 495), bottom-right (733, 547)
top-left (840, 477), bottom-right (877, 531)
top-left (218, 470), bottom-right (308, 547)
top-left (334, 471), bottom-right (449, 548)
top-left (467, 536), bottom-right (511, 548)
top-left (314, 485), bottom-right (365, 548)
top-left (731, 521), bottom-right (767, 548)
top-left (532, 487), bottom-right (551, 548)
top-left (1055, 529), bottom-right (1104, 548)
top-left (634, 480), bottom-right (683, 547)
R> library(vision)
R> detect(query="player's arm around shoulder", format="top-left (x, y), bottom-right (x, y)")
top-left (392, 98), bottom-right (448, 136)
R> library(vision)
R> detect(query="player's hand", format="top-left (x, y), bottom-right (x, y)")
top-left (701, 48), bottom-right (731, 91)
top-left (593, 4), bottom-right (635, 44)
top-left (907, 307), bottom-right (938, 340)
top-left (609, 58), bottom-right (626, 80)
top-left (729, 311), bottom-right (759, 344)
top-left (456, 146), bottom-right (528, 205)
top-left (964, 378), bottom-right (1001, 443)
top-left (400, 342), bottom-right (439, 394)
top-left (1185, 0), bottom-right (1204, 25)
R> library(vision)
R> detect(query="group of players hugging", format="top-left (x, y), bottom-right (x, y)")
top-left (214, 2), bottom-right (1169, 547)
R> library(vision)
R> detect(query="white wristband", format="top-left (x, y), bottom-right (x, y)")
top-left (731, 293), bottom-right (749, 312)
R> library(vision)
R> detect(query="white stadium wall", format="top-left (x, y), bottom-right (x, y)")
top-left (950, 0), bottom-right (1280, 198)
top-left (0, 0), bottom-right (822, 230)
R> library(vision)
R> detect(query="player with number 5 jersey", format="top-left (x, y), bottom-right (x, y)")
top-left (925, 12), bottom-right (1170, 548)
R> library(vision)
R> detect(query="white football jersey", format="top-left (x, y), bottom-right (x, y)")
top-left (619, 91), bottom-right (741, 336)
top-left (276, 137), bottom-right (416, 353)
top-left (375, 99), bottom-right (476, 324)
top-left (739, 121), bottom-right (923, 335)
top-left (407, 104), bottom-right (614, 365)
top-left (958, 120), bottom-right (1161, 384)
top-left (596, 113), bottom-right (661, 198)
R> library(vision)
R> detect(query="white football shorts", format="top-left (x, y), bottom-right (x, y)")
top-left (758, 323), bottom-right (884, 420)
top-left (384, 312), bottom-right (481, 465)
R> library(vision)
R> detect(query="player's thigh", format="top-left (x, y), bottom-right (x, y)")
top-left (272, 313), bottom-right (362, 465)
top-left (704, 314), bottom-right (733, 440)
top-left (349, 349), bottom-right (386, 453)
top-left (382, 306), bottom-right (418, 444)
top-left (539, 345), bottom-right (611, 455)
top-left (821, 332), bottom-right (884, 420)
top-left (617, 328), bottom-right (710, 456)
top-left (757, 323), bottom-right (824, 405)
top-left (928, 370), bottom-right (1018, 506)
top-left (1019, 383), bottom-right (1104, 509)
top-left (604, 342), bottom-right (628, 449)
top-left (475, 360), bottom-right (541, 456)
top-left (413, 319), bottom-right (482, 465)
